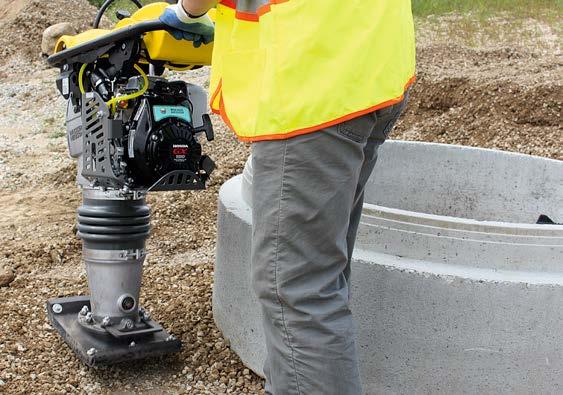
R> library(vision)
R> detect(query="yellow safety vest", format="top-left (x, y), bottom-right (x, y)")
top-left (209, 0), bottom-right (416, 142)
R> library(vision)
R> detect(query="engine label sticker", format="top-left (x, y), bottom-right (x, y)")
top-left (172, 144), bottom-right (189, 163)
top-left (153, 105), bottom-right (191, 124)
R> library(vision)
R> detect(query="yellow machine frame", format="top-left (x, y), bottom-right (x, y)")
top-left (54, 2), bottom-right (214, 68)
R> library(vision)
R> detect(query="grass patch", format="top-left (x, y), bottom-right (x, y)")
top-left (413, 0), bottom-right (562, 47)
top-left (412, 0), bottom-right (562, 19)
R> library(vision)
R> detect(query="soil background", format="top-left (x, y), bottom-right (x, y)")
top-left (0, 2), bottom-right (561, 394)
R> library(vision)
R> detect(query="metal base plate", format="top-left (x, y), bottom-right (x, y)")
top-left (46, 296), bottom-right (181, 367)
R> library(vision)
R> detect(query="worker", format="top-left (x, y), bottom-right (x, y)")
top-left (161, 1), bottom-right (416, 394)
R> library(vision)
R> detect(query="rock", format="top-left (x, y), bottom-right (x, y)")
top-left (0, 267), bottom-right (15, 287)
top-left (49, 249), bottom-right (63, 264)
top-left (41, 23), bottom-right (76, 56)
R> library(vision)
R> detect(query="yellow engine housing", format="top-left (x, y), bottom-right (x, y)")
top-left (54, 2), bottom-right (214, 68)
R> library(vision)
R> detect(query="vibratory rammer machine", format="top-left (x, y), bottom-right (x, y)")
top-left (46, 1), bottom-right (216, 365)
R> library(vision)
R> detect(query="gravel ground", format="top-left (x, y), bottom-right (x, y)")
top-left (0, 5), bottom-right (561, 395)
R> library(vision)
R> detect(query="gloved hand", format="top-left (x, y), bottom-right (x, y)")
top-left (160, 1), bottom-right (214, 48)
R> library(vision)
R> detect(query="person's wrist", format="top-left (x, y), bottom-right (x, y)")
top-left (178, 0), bottom-right (207, 19)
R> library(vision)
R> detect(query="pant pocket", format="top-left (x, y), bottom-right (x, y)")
top-left (336, 113), bottom-right (376, 143)
top-left (377, 93), bottom-right (410, 139)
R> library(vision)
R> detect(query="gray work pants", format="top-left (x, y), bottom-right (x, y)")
top-left (251, 96), bottom-right (408, 395)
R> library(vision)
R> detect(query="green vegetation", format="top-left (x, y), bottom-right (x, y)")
top-left (411, 0), bottom-right (561, 46)
top-left (411, 0), bottom-right (562, 18)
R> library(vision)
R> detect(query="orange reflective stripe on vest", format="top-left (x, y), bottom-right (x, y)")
top-left (210, 0), bottom-right (416, 142)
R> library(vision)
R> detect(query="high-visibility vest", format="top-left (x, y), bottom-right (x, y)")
top-left (209, 0), bottom-right (416, 142)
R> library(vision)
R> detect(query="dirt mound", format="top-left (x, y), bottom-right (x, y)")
top-left (43, 162), bottom-right (77, 186)
top-left (0, 0), bottom-right (105, 61)
top-left (394, 44), bottom-right (562, 160)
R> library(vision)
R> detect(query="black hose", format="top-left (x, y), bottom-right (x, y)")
top-left (93, 0), bottom-right (144, 29)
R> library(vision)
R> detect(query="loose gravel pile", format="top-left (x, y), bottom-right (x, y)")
top-left (0, 0), bottom-right (108, 60)
top-left (0, 8), bottom-right (561, 395)
top-left (393, 17), bottom-right (562, 160)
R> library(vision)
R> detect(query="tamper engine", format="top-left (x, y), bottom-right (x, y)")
top-left (45, 1), bottom-right (215, 366)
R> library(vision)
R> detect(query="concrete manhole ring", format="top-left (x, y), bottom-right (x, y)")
top-left (213, 141), bottom-right (563, 393)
